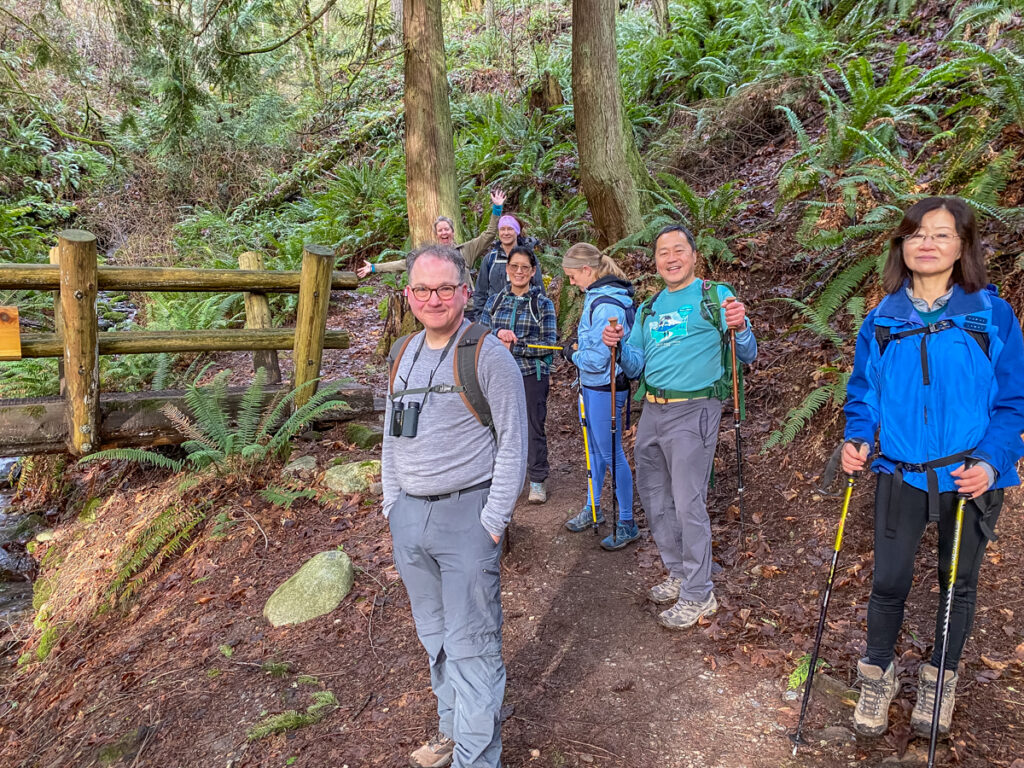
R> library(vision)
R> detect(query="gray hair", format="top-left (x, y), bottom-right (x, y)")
top-left (434, 215), bottom-right (455, 231)
top-left (406, 244), bottom-right (469, 285)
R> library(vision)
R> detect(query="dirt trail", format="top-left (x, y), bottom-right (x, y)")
top-left (499, 451), bottom-right (797, 768)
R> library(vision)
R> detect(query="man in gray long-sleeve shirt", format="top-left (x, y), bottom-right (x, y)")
top-left (383, 244), bottom-right (527, 768)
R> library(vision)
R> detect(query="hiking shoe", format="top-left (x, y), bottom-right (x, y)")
top-left (910, 663), bottom-right (957, 736)
top-left (409, 732), bottom-right (455, 768)
top-left (564, 506), bottom-right (604, 532)
top-left (658, 592), bottom-right (717, 629)
top-left (600, 521), bottom-right (640, 550)
top-left (647, 577), bottom-right (682, 604)
top-left (528, 481), bottom-right (547, 504)
top-left (853, 659), bottom-right (899, 736)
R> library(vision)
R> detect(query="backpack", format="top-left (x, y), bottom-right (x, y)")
top-left (387, 323), bottom-right (493, 431)
top-left (588, 295), bottom-right (637, 331)
top-left (634, 280), bottom-right (746, 419)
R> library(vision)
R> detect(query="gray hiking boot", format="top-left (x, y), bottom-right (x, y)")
top-left (564, 505), bottom-right (604, 532)
top-left (409, 732), bottom-right (455, 768)
top-left (528, 481), bottom-right (547, 504)
top-left (853, 659), bottom-right (899, 736)
top-left (658, 592), bottom-right (717, 629)
top-left (910, 663), bottom-right (958, 736)
top-left (647, 576), bottom-right (682, 604)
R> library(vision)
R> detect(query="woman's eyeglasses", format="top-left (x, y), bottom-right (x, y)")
top-left (904, 233), bottom-right (959, 246)
top-left (507, 264), bottom-right (534, 273)
top-left (408, 284), bottom-right (461, 301)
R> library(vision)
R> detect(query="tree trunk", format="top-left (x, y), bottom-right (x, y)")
top-left (403, 0), bottom-right (461, 247)
top-left (651, 0), bottom-right (670, 34)
top-left (528, 70), bottom-right (565, 112)
top-left (571, 0), bottom-right (644, 249)
top-left (389, 0), bottom-right (402, 45)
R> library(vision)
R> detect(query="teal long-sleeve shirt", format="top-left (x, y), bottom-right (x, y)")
top-left (619, 280), bottom-right (757, 390)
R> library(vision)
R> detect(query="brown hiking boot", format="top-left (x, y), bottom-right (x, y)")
top-left (409, 732), bottom-right (455, 768)
top-left (853, 659), bottom-right (899, 736)
top-left (910, 663), bottom-right (958, 736)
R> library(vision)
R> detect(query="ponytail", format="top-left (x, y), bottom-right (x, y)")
top-left (562, 243), bottom-right (628, 280)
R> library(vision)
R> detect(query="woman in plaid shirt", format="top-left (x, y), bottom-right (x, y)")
top-left (481, 246), bottom-right (557, 504)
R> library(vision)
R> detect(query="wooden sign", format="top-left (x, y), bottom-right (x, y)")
top-left (0, 306), bottom-right (20, 361)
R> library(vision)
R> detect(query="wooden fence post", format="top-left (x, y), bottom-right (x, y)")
top-left (291, 244), bottom-right (334, 408)
top-left (238, 251), bottom-right (282, 384)
top-left (58, 230), bottom-right (99, 456)
top-left (49, 246), bottom-right (65, 392)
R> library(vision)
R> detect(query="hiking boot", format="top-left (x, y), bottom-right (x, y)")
top-left (910, 663), bottom-right (957, 736)
top-left (600, 521), bottom-right (640, 551)
top-left (564, 506), bottom-right (604, 532)
top-left (528, 481), bottom-right (547, 504)
top-left (409, 732), bottom-right (455, 768)
top-left (658, 592), bottom-right (717, 629)
top-left (853, 659), bottom-right (899, 736)
top-left (647, 576), bottom-right (682, 604)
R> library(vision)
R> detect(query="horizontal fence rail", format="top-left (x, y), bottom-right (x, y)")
top-left (17, 329), bottom-right (351, 358)
top-left (0, 263), bottom-right (358, 292)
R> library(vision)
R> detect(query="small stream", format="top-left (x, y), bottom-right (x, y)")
top-left (0, 458), bottom-right (36, 640)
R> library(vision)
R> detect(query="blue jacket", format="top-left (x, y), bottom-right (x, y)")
top-left (571, 276), bottom-right (635, 388)
top-left (844, 283), bottom-right (1024, 492)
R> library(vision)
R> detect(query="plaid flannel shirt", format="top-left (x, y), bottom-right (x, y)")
top-left (480, 284), bottom-right (557, 379)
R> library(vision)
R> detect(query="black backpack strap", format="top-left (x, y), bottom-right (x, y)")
top-left (875, 320), bottom-right (990, 358)
top-left (589, 295), bottom-right (636, 329)
top-left (453, 323), bottom-right (493, 429)
top-left (387, 333), bottom-right (416, 396)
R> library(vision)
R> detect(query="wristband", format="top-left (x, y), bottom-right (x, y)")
top-left (492, 204), bottom-right (502, 216)
top-left (371, 263), bottom-right (376, 273)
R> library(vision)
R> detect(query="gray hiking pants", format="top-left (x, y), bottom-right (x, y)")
top-left (389, 485), bottom-right (505, 768)
top-left (635, 398), bottom-right (721, 602)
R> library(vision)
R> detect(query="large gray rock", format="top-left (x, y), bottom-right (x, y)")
top-left (322, 460), bottom-right (381, 494)
top-left (283, 455), bottom-right (318, 478)
top-left (263, 550), bottom-right (354, 627)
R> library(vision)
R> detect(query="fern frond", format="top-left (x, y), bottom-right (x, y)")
top-left (761, 374), bottom-right (850, 452)
top-left (235, 368), bottom-right (270, 446)
top-left (80, 448), bottom-right (183, 472)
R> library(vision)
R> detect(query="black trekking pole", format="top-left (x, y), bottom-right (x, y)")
top-left (608, 317), bottom-right (619, 546)
top-left (791, 472), bottom-right (856, 754)
top-left (927, 468), bottom-right (973, 768)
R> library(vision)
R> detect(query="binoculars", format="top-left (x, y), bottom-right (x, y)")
top-left (389, 400), bottom-right (420, 438)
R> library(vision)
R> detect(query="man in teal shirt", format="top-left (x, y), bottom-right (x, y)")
top-left (603, 225), bottom-right (757, 629)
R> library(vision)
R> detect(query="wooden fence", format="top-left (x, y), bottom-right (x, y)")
top-left (0, 229), bottom-right (373, 458)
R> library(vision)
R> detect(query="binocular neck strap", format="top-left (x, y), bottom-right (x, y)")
top-left (393, 329), bottom-right (461, 406)
top-left (391, 383), bottom-right (466, 399)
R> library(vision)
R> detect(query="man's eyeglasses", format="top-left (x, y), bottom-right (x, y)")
top-left (507, 264), bottom-right (534, 273)
top-left (904, 233), bottom-right (959, 246)
top-left (408, 284), bottom-right (462, 301)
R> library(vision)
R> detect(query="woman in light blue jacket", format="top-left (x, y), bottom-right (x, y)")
top-left (561, 243), bottom-right (638, 550)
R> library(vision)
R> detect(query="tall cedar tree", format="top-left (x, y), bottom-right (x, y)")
top-left (403, 0), bottom-right (461, 247)
top-left (571, 0), bottom-right (644, 248)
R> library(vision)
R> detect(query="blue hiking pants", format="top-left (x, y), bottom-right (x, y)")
top-left (580, 385), bottom-right (633, 522)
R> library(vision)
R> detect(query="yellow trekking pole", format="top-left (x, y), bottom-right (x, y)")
top-left (577, 392), bottom-right (600, 534)
top-left (525, 343), bottom-right (563, 350)
top-left (791, 473), bottom-right (856, 754)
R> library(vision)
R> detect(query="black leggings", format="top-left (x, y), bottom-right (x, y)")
top-left (867, 473), bottom-right (1003, 671)
top-left (523, 373), bottom-right (549, 482)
